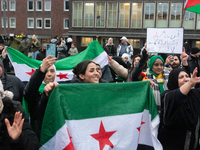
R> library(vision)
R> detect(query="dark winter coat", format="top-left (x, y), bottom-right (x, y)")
top-left (0, 97), bottom-right (39, 150)
top-left (24, 68), bottom-right (48, 141)
top-left (3, 74), bottom-right (24, 103)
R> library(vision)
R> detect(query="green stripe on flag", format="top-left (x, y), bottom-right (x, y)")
top-left (40, 81), bottom-right (158, 146)
top-left (7, 40), bottom-right (105, 70)
top-left (55, 40), bottom-right (105, 70)
top-left (7, 47), bottom-right (42, 68)
top-left (185, 4), bottom-right (200, 14)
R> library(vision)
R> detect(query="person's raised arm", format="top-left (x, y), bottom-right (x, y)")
top-left (180, 67), bottom-right (200, 95)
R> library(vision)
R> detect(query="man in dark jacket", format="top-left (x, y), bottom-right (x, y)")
top-left (19, 32), bottom-right (30, 56)
top-left (24, 55), bottom-right (57, 141)
top-left (186, 47), bottom-right (200, 88)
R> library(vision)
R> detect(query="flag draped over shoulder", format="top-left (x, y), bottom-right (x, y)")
top-left (184, 0), bottom-right (200, 14)
top-left (6, 40), bottom-right (108, 82)
top-left (40, 81), bottom-right (162, 150)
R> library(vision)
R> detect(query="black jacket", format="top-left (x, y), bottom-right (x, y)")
top-left (186, 55), bottom-right (200, 88)
top-left (24, 68), bottom-right (48, 141)
top-left (4, 74), bottom-right (24, 103)
top-left (0, 97), bottom-right (39, 150)
top-left (104, 44), bottom-right (116, 56)
top-left (36, 50), bottom-right (46, 61)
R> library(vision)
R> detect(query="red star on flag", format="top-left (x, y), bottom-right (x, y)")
top-left (57, 73), bottom-right (69, 79)
top-left (137, 116), bottom-right (145, 143)
top-left (26, 69), bottom-right (35, 76)
top-left (91, 121), bottom-right (116, 150)
top-left (63, 128), bottom-right (75, 150)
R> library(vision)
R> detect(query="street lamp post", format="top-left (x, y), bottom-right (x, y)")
top-left (3, 0), bottom-right (7, 36)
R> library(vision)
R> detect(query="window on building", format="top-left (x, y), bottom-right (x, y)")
top-left (169, 3), bottom-right (182, 27)
top-left (1, 0), bottom-right (7, 11)
top-left (144, 3), bottom-right (155, 28)
top-left (44, 0), bottom-right (51, 11)
top-left (197, 14), bottom-right (200, 29)
top-left (10, 18), bottom-right (16, 28)
top-left (64, 18), bottom-right (69, 29)
top-left (95, 2), bottom-right (105, 28)
top-left (157, 3), bottom-right (168, 27)
top-left (28, 18), bottom-right (34, 28)
top-left (44, 18), bottom-right (51, 28)
top-left (81, 37), bottom-right (93, 46)
top-left (36, 1), bottom-right (42, 11)
top-left (84, 3), bottom-right (94, 27)
top-left (127, 39), bottom-right (140, 48)
top-left (107, 2), bottom-right (117, 28)
top-left (131, 3), bottom-right (142, 28)
top-left (36, 18), bottom-right (42, 28)
top-left (28, 1), bottom-right (34, 11)
top-left (73, 2), bottom-right (82, 27)
top-left (196, 41), bottom-right (200, 48)
top-left (2, 17), bottom-right (8, 28)
top-left (183, 11), bottom-right (195, 29)
top-left (119, 3), bottom-right (130, 28)
top-left (10, 1), bottom-right (15, 11)
top-left (64, 0), bottom-right (69, 11)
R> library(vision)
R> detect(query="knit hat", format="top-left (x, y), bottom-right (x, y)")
top-left (191, 47), bottom-right (200, 54)
top-left (32, 34), bottom-right (37, 40)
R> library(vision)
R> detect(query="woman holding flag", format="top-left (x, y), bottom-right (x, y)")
top-left (24, 55), bottom-right (57, 141)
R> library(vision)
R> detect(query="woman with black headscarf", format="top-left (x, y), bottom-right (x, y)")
top-left (158, 67), bottom-right (200, 150)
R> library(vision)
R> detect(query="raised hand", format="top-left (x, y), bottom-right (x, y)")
top-left (2, 47), bottom-right (7, 59)
top-left (107, 55), bottom-right (113, 64)
top-left (180, 47), bottom-right (188, 66)
top-left (40, 55), bottom-right (57, 73)
top-left (5, 112), bottom-right (24, 140)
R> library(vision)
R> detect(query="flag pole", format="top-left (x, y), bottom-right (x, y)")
top-left (181, 9), bottom-right (186, 27)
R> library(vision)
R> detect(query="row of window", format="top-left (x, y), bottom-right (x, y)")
top-left (1, 0), bottom-right (69, 12)
top-left (27, 0), bottom-right (69, 11)
top-left (2, 17), bottom-right (69, 29)
top-left (72, 2), bottom-right (200, 30)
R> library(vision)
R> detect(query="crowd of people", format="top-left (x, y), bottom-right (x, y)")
top-left (0, 33), bottom-right (200, 149)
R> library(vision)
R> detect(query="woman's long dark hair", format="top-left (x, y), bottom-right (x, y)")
top-left (72, 60), bottom-right (96, 80)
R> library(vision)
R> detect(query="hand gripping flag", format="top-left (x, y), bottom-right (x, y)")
top-left (184, 0), bottom-right (200, 14)
top-left (40, 81), bottom-right (163, 150)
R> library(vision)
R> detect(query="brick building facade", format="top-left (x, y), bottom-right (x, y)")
top-left (0, 0), bottom-right (69, 43)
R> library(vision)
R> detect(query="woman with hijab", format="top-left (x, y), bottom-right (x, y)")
top-left (146, 55), bottom-right (169, 112)
top-left (158, 67), bottom-right (200, 150)
top-left (23, 55), bottom-right (57, 140)
top-left (104, 38), bottom-right (116, 56)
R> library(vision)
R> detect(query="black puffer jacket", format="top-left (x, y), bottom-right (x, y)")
top-left (0, 97), bottom-right (39, 150)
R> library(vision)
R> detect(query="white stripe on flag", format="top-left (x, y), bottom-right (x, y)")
top-left (40, 110), bottom-right (161, 150)
top-left (12, 51), bottom-right (108, 82)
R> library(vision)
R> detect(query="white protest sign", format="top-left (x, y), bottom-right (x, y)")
top-left (147, 28), bottom-right (184, 54)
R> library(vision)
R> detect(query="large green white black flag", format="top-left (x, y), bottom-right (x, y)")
top-left (40, 81), bottom-right (162, 150)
